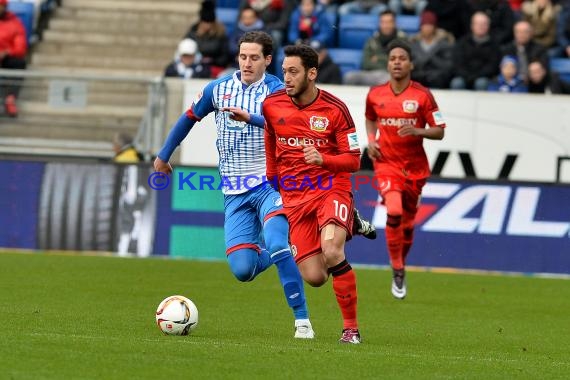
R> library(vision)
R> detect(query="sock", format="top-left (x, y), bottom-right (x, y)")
top-left (264, 215), bottom-right (308, 320)
top-left (402, 227), bottom-right (414, 265)
top-left (385, 214), bottom-right (404, 270)
top-left (329, 260), bottom-right (358, 330)
top-left (227, 248), bottom-right (272, 282)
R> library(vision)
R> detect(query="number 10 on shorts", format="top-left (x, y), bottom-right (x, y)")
top-left (333, 199), bottom-right (348, 222)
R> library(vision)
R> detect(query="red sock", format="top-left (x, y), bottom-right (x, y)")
top-left (329, 260), bottom-right (358, 330)
top-left (385, 214), bottom-right (404, 269)
top-left (402, 227), bottom-right (414, 265)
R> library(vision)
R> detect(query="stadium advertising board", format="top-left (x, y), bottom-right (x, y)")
top-left (1, 160), bottom-right (568, 274)
top-left (181, 81), bottom-right (570, 183)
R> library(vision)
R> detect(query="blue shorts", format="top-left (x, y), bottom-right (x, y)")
top-left (224, 183), bottom-right (285, 255)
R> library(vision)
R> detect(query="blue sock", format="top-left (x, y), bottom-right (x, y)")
top-left (227, 248), bottom-right (272, 282)
top-left (264, 215), bottom-right (309, 320)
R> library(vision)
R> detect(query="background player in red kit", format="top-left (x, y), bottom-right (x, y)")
top-left (365, 39), bottom-right (446, 300)
top-left (264, 44), bottom-right (363, 344)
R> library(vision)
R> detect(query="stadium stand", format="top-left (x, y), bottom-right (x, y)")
top-left (1, 0), bottom-right (203, 159)
top-left (550, 58), bottom-right (570, 82)
top-left (216, 7), bottom-right (238, 36)
top-left (396, 14), bottom-right (420, 35)
top-left (337, 13), bottom-right (376, 49)
top-left (327, 48), bottom-right (362, 77)
top-left (7, 0), bottom-right (35, 44)
top-left (216, 0), bottom-right (240, 8)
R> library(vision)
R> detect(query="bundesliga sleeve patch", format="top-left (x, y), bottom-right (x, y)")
top-left (347, 132), bottom-right (360, 150)
top-left (432, 110), bottom-right (445, 126)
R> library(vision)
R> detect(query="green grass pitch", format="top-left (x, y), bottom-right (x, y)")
top-left (1, 251), bottom-right (569, 379)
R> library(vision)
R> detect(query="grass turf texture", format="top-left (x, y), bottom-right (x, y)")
top-left (1, 252), bottom-right (569, 379)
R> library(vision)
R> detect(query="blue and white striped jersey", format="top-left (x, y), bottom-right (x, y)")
top-left (190, 71), bottom-right (284, 194)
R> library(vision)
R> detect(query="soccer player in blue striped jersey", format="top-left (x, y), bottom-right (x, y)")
top-left (153, 31), bottom-right (314, 339)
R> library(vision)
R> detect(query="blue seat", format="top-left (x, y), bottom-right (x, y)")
top-left (216, 0), bottom-right (240, 8)
top-left (550, 58), bottom-right (570, 82)
top-left (7, 1), bottom-right (35, 44)
top-left (274, 48), bottom-right (285, 80)
top-left (396, 15), bottom-right (420, 35)
top-left (338, 13), bottom-right (377, 49)
top-left (325, 10), bottom-right (338, 47)
top-left (327, 48), bottom-right (362, 76)
top-left (216, 7), bottom-right (238, 36)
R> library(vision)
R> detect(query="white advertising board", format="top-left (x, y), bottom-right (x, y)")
top-left (179, 79), bottom-right (570, 183)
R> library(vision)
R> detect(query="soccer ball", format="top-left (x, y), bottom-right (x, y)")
top-left (155, 295), bottom-right (199, 335)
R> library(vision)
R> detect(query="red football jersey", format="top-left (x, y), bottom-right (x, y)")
top-left (365, 81), bottom-right (446, 179)
top-left (264, 89), bottom-right (361, 206)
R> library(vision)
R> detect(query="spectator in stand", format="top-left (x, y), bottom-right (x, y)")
top-left (409, 10), bottom-right (455, 88)
top-left (228, 6), bottom-right (266, 61)
top-left (508, 0), bottom-right (524, 14)
top-left (520, 0), bottom-right (561, 49)
top-left (311, 41), bottom-right (343, 84)
top-left (468, 0), bottom-right (516, 46)
top-left (185, 0), bottom-right (230, 77)
top-left (554, 3), bottom-right (570, 58)
top-left (527, 59), bottom-right (570, 93)
top-left (239, 0), bottom-right (296, 47)
top-left (450, 11), bottom-right (501, 91)
top-left (0, 0), bottom-right (27, 117)
top-left (338, 0), bottom-right (389, 16)
top-left (487, 55), bottom-right (528, 92)
top-left (288, 0), bottom-right (334, 47)
top-left (344, 10), bottom-right (406, 86)
top-left (425, 0), bottom-right (471, 40)
top-left (501, 20), bottom-right (548, 82)
top-left (388, 0), bottom-right (427, 15)
top-left (164, 38), bottom-right (211, 79)
top-left (113, 133), bottom-right (144, 163)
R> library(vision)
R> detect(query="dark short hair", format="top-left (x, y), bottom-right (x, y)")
top-left (238, 31), bottom-right (274, 57)
top-left (387, 38), bottom-right (413, 61)
top-left (283, 44), bottom-right (319, 71)
top-left (380, 9), bottom-right (396, 19)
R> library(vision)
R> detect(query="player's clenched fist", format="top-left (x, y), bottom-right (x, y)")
top-left (154, 157), bottom-right (173, 175)
top-left (302, 144), bottom-right (323, 166)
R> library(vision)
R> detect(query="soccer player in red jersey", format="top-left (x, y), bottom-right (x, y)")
top-left (264, 44), bottom-right (363, 344)
top-left (365, 39), bottom-right (446, 299)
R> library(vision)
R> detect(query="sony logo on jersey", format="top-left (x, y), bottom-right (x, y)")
top-left (379, 118), bottom-right (418, 127)
top-left (277, 136), bottom-right (329, 147)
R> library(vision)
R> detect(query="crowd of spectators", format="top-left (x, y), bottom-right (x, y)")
top-left (165, 0), bottom-right (570, 95)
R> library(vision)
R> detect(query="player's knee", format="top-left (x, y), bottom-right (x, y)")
top-left (227, 249), bottom-right (257, 282)
top-left (386, 214), bottom-right (402, 228)
top-left (322, 245), bottom-right (345, 267)
top-left (230, 263), bottom-right (255, 282)
top-left (263, 215), bottom-right (289, 254)
top-left (301, 269), bottom-right (328, 287)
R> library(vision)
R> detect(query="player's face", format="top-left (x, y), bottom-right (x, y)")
top-left (282, 56), bottom-right (316, 99)
top-left (238, 42), bottom-right (271, 85)
top-left (387, 47), bottom-right (412, 80)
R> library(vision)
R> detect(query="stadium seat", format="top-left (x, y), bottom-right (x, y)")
top-left (274, 48), bottom-right (285, 80)
top-left (396, 15), bottom-right (420, 35)
top-left (216, 0), bottom-right (240, 8)
top-left (338, 13), bottom-right (377, 49)
top-left (7, 1), bottom-right (35, 44)
top-left (327, 48), bottom-right (362, 76)
top-left (216, 7), bottom-right (238, 36)
top-left (550, 58), bottom-right (570, 82)
top-left (325, 10), bottom-right (338, 47)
